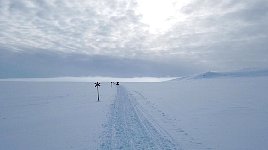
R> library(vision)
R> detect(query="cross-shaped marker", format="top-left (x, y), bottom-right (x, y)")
top-left (94, 82), bottom-right (101, 101)
top-left (95, 82), bottom-right (100, 87)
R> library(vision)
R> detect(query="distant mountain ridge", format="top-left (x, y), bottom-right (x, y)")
top-left (171, 69), bottom-right (268, 81)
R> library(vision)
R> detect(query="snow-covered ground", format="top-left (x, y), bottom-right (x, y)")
top-left (0, 82), bottom-right (115, 150)
top-left (1, 76), bottom-right (268, 149)
top-left (126, 77), bottom-right (268, 150)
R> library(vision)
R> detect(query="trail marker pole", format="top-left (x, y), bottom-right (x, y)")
top-left (94, 82), bottom-right (101, 102)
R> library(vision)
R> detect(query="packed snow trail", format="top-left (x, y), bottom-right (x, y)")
top-left (100, 86), bottom-right (178, 149)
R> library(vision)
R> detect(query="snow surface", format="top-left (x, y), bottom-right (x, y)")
top-left (0, 82), bottom-right (115, 150)
top-left (100, 86), bottom-right (177, 149)
top-left (126, 77), bottom-right (268, 150)
top-left (1, 76), bottom-right (268, 150)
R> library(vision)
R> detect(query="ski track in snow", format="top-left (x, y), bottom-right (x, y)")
top-left (99, 86), bottom-right (179, 150)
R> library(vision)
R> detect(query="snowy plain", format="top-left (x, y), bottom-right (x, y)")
top-left (1, 75), bottom-right (268, 150)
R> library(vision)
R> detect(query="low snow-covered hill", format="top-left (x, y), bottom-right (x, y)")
top-left (171, 68), bottom-right (268, 81)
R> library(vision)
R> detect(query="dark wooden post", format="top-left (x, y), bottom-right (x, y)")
top-left (94, 82), bottom-right (101, 102)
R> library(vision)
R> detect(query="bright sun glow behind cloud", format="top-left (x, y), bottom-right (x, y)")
top-left (136, 0), bottom-right (189, 33)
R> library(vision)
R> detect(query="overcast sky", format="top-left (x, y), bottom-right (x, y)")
top-left (0, 0), bottom-right (268, 77)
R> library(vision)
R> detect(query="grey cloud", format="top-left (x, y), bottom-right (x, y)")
top-left (0, 0), bottom-right (147, 56)
top-left (155, 0), bottom-right (268, 70)
top-left (1, 0), bottom-right (268, 77)
top-left (222, 0), bottom-right (268, 22)
top-left (0, 47), bottom-right (198, 78)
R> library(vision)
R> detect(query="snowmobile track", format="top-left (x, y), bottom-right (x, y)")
top-left (100, 86), bottom-right (179, 149)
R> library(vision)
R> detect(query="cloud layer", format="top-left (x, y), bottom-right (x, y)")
top-left (0, 0), bottom-right (268, 77)
top-left (0, 0), bottom-right (148, 55)
top-left (0, 48), bottom-right (199, 78)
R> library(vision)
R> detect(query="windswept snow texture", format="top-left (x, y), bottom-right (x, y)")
top-left (100, 86), bottom-right (178, 149)
top-left (126, 77), bottom-right (268, 150)
top-left (1, 76), bottom-right (268, 150)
